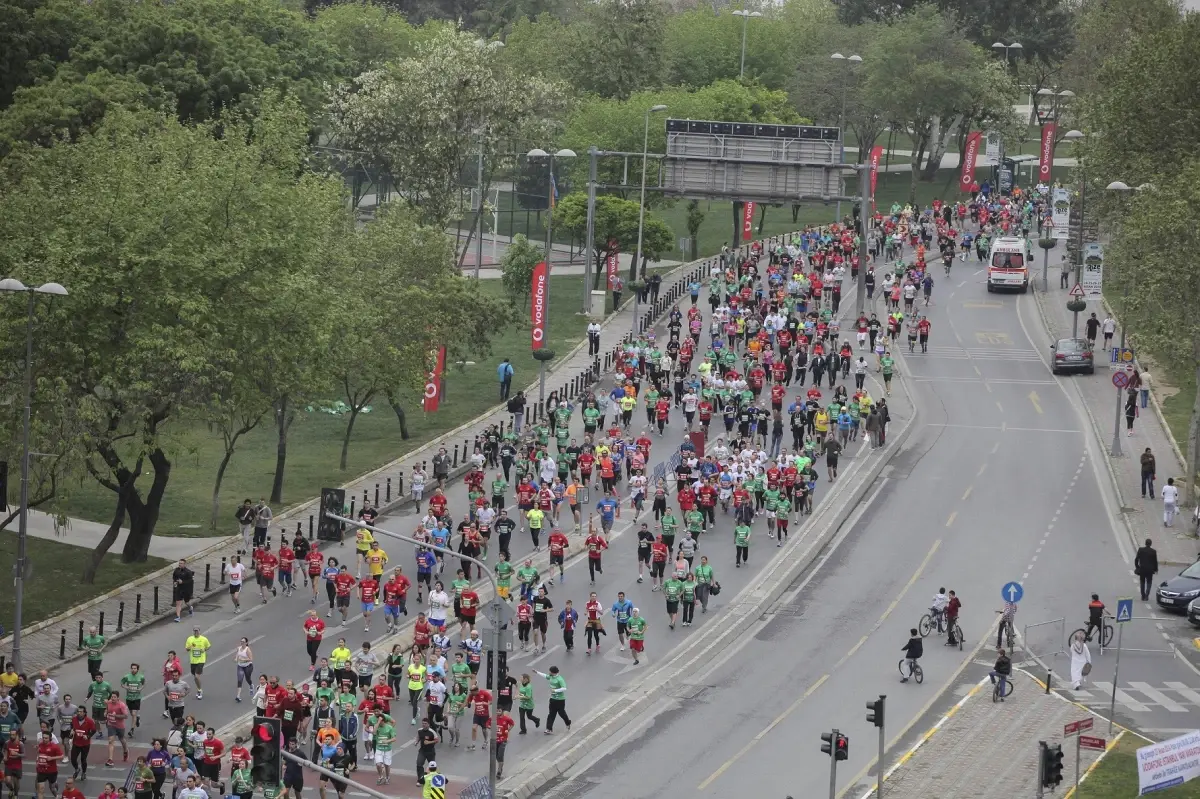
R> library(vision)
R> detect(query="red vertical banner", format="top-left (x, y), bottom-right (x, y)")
top-left (868, 145), bottom-right (884, 196)
top-left (422, 346), bottom-right (446, 412)
top-left (1038, 123), bottom-right (1058, 183)
top-left (530, 260), bottom-right (548, 350)
top-left (742, 201), bottom-right (755, 241)
top-left (959, 131), bottom-right (983, 193)
top-left (605, 241), bottom-right (620, 289)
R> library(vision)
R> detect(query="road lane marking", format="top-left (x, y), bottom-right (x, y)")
top-left (845, 539), bottom-right (941, 663)
top-left (1129, 682), bottom-right (1188, 713)
top-left (945, 512), bottom-right (957, 527)
top-left (527, 644), bottom-right (564, 669)
top-left (1165, 682), bottom-right (1200, 705)
top-left (1029, 390), bottom-right (1044, 414)
top-left (961, 486), bottom-right (972, 501)
top-left (963, 302), bottom-right (1002, 309)
top-left (996, 401), bottom-right (1003, 413)
top-left (696, 673), bottom-right (830, 791)
top-left (142, 635), bottom-right (266, 701)
top-left (978, 463), bottom-right (988, 477)
top-left (1091, 681), bottom-right (1150, 712)
top-left (925, 423), bottom-right (1081, 433)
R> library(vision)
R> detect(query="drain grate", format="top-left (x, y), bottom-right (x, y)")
top-left (537, 778), bottom-right (601, 799)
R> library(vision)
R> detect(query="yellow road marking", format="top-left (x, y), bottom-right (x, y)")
top-left (946, 511), bottom-right (957, 527)
top-left (975, 331), bottom-right (1012, 345)
top-left (1029, 390), bottom-right (1044, 415)
top-left (697, 673), bottom-right (830, 790)
top-left (963, 302), bottom-right (1003, 309)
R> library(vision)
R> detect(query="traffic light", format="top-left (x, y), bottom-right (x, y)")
top-left (820, 730), bottom-right (836, 757)
top-left (251, 716), bottom-right (282, 786)
top-left (835, 733), bottom-right (850, 761)
top-left (866, 695), bottom-right (885, 729)
top-left (1044, 743), bottom-right (1065, 787)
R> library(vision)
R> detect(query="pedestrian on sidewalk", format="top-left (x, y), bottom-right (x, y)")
top-left (610, 276), bottom-right (623, 310)
top-left (1101, 315), bottom-right (1116, 350)
top-left (1162, 478), bottom-right (1180, 527)
top-left (587, 322), bottom-right (601, 356)
top-left (1134, 538), bottom-right (1158, 601)
top-left (498, 359), bottom-right (514, 401)
top-left (1069, 632), bottom-right (1092, 690)
top-left (252, 499), bottom-right (271, 548)
top-left (1125, 390), bottom-right (1138, 436)
top-left (1084, 313), bottom-right (1100, 349)
top-left (235, 500), bottom-right (256, 553)
top-left (1140, 370), bottom-right (1152, 409)
top-left (1140, 448), bottom-right (1157, 499)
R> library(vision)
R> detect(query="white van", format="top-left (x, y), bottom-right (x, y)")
top-left (986, 236), bottom-right (1031, 293)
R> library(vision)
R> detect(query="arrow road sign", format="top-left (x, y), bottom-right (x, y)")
top-left (1079, 735), bottom-right (1106, 751)
top-left (1116, 597), bottom-right (1133, 624)
top-left (1064, 718), bottom-right (1094, 736)
top-left (1001, 581), bottom-right (1024, 604)
top-left (1069, 283), bottom-right (1085, 298)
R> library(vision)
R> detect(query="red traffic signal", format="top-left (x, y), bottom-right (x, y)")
top-left (835, 734), bottom-right (849, 761)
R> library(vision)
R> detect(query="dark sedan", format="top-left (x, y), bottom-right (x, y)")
top-left (1050, 338), bottom-right (1095, 375)
top-left (1156, 560), bottom-right (1200, 612)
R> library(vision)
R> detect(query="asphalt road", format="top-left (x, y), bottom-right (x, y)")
top-left (40, 265), bottom-right (897, 792)
top-left (548, 267), bottom-right (1200, 799)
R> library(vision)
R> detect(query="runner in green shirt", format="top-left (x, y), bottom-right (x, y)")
top-left (450, 653), bottom-right (472, 692)
top-left (231, 765), bottom-right (253, 796)
top-left (663, 577), bottom-right (683, 629)
top-left (446, 682), bottom-right (468, 745)
top-left (83, 627), bottom-right (106, 676)
top-left (627, 610), bottom-right (648, 665)
top-left (373, 718), bottom-right (396, 783)
top-left (491, 477), bottom-right (507, 502)
top-left (87, 675), bottom-right (112, 719)
top-left (554, 403), bottom-right (572, 431)
top-left (734, 524), bottom-right (751, 567)
top-left (494, 555), bottom-right (515, 600)
top-left (516, 563), bottom-right (539, 598)
top-left (534, 424), bottom-right (550, 447)
top-left (582, 406), bottom-right (600, 431)
top-left (120, 667), bottom-right (146, 731)
top-left (659, 511), bottom-right (678, 549)
top-left (880, 353), bottom-right (895, 395)
top-left (681, 574), bottom-right (697, 627)
top-left (555, 426), bottom-right (570, 451)
top-left (517, 675), bottom-right (540, 733)
top-left (684, 509), bottom-right (705, 537)
top-left (694, 557), bottom-right (715, 614)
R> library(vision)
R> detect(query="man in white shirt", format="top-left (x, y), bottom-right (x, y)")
top-left (1162, 478), bottom-right (1180, 527)
top-left (34, 671), bottom-right (58, 699)
top-left (1101, 316), bottom-right (1117, 350)
top-left (586, 321), bottom-right (601, 356)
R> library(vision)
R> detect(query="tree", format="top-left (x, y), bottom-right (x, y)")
top-left (1061, 0), bottom-right (1181, 99)
top-left (662, 6), bottom-right (810, 91)
top-left (0, 0), bottom-right (96, 112)
top-left (788, 21), bottom-right (884, 154)
top-left (0, 97), bottom-right (349, 577)
top-left (328, 27), bottom-right (566, 252)
top-left (310, 2), bottom-right (431, 77)
top-left (500, 234), bottom-right (544, 311)
top-left (564, 0), bottom-right (668, 99)
top-left (551, 193), bottom-right (674, 284)
top-left (685, 200), bottom-right (704, 261)
top-left (498, 13), bottom-right (572, 81)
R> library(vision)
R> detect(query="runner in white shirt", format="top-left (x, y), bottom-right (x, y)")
top-left (428, 585), bottom-right (452, 631)
top-left (225, 556), bottom-right (246, 613)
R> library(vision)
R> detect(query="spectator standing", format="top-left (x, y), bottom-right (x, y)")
top-left (252, 499), bottom-right (272, 548)
top-left (610, 276), bottom-right (623, 310)
top-left (1140, 448), bottom-right (1156, 499)
top-left (1163, 478), bottom-right (1180, 527)
top-left (497, 359), bottom-right (514, 401)
top-left (586, 322), bottom-right (601, 356)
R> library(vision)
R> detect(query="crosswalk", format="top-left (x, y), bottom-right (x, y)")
top-left (920, 345), bottom-right (1043, 362)
top-left (1065, 681), bottom-right (1200, 714)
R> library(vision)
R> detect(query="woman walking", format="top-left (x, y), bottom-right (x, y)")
top-left (1069, 632), bottom-right (1092, 690)
top-left (233, 638), bottom-right (254, 703)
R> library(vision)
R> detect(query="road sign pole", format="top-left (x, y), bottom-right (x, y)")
top-left (1036, 742), bottom-right (1045, 799)
top-left (1109, 622), bottom-right (1123, 737)
top-left (1110, 325), bottom-right (1127, 457)
top-left (878, 705), bottom-right (886, 799)
top-left (1075, 728), bottom-right (1081, 794)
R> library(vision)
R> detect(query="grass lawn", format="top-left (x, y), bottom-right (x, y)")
top-left (1083, 733), bottom-right (1200, 797)
top-left (54, 272), bottom-right (667, 538)
top-left (0, 535), bottom-right (167, 630)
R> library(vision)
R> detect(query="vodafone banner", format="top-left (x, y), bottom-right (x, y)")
top-left (422, 346), bottom-right (446, 412)
top-left (1038, 123), bottom-right (1057, 183)
top-left (869, 145), bottom-right (884, 196)
top-left (742, 201), bottom-right (755, 241)
top-left (959, 131), bottom-right (982, 192)
top-left (531, 260), bottom-right (548, 350)
top-left (605, 240), bottom-right (620, 289)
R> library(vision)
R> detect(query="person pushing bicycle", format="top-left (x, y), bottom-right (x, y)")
top-left (1085, 594), bottom-right (1106, 641)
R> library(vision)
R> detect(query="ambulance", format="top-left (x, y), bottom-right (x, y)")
top-left (986, 236), bottom-right (1031, 293)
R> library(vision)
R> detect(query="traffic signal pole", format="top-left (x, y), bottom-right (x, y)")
top-left (282, 749), bottom-right (397, 799)
top-left (325, 512), bottom-right (504, 795)
top-left (877, 702), bottom-right (886, 798)
top-left (828, 728), bottom-right (840, 799)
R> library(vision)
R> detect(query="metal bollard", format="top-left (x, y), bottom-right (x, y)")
top-left (117, 601), bottom-right (125, 632)
top-left (386, 478), bottom-right (392, 503)
top-left (1045, 671), bottom-right (1053, 694)
top-left (59, 630), bottom-right (66, 659)
top-left (135, 594), bottom-right (142, 625)
top-left (525, 408), bottom-right (530, 427)
top-left (153, 586), bottom-right (160, 615)
top-left (363, 488), bottom-right (369, 507)
top-left (452, 446), bottom-right (459, 468)
top-left (374, 484), bottom-right (380, 507)
top-left (398, 473), bottom-right (404, 498)
top-left (220, 557), bottom-right (227, 585)
top-left (308, 515), bottom-right (314, 540)
top-left (204, 563), bottom-right (212, 592)
top-left (77, 620), bottom-right (85, 650)
top-left (464, 439), bottom-right (469, 459)
top-left (98, 611), bottom-right (105, 636)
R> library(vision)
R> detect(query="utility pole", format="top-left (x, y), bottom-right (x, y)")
top-left (582, 146), bottom-right (599, 314)
top-left (474, 140), bottom-right (485, 280)
top-left (856, 162), bottom-right (874, 317)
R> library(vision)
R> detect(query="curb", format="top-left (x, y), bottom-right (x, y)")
top-left (497, 372), bottom-right (920, 799)
top-left (1, 250), bottom-right (718, 665)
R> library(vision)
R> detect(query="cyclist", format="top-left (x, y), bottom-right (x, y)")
top-left (996, 600), bottom-right (1017, 649)
top-left (900, 628), bottom-right (923, 683)
top-left (945, 590), bottom-right (961, 646)
top-left (990, 648), bottom-right (1012, 701)
top-left (929, 588), bottom-right (949, 633)
top-left (1084, 594), bottom-right (1106, 642)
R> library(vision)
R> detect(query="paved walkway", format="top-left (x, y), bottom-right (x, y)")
top-left (872, 670), bottom-right (1110, 799)
top-left (1029, 254), bottom-right (1196, 568)
top-left (17, 509), bottom-right (219, 561)
top-left (0, 236), bottom-right (792, 674)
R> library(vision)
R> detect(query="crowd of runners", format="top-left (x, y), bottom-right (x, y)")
top-left (0, 186), bottom-right (1053, 799)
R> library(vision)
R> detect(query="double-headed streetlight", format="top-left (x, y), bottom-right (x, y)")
top-left (732, 10), bottom-right (762, 78)
top-left (632, 104), bottom-right (669, 334)
top-left (831, 52), bottom-right (863, 222)
top-left (991, 41), bottom-right (1023, 67)
top-left (990, 41), bottom-right (1022, 191)
top-left (0, 278), bottom-right (69, 671)
top-left (1104, 180), bottom-right (1152, 458)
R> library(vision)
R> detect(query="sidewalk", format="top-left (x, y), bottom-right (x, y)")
top-left (1028, 263), bottom-right (1196, 568)
top-left (0, 236), bottom-right (791, 674)
top-left (871, 670), bottom-right (1111, 799)
top-left (19, 510), bottom-right (217, 561)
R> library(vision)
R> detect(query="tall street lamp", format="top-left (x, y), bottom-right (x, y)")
top-left (632, 104), bottom-right (669, 334)
top-left (991, 41), bottom-right (1023, 67)
top-left (990, 41), bottom-right (1022, 191)
top-left (732, 10), bottom-right (762, 78)
top-left (471, 40), bottom-right (504, 279)
top-left (0, 278), bottom-right (69, 671)
top-left (831, 52), bottom-right (863, 222)
top-left (1062, 129), bottom-right (1088, 337)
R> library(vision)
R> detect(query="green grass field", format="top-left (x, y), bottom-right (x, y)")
top-left (0, 536), bottom-right (167, 631)
top-left (1083, 734), bottom-right (1200, 797)
top-left (54, 273), bottom-right (665, 537)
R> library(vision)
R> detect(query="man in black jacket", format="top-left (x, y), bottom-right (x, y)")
top-left (172, 560), bottom-right (195, 622)
top-left (1135, 538), bottom-right (1159, 601)
top-left (900, 628), bottom-right (923, 682)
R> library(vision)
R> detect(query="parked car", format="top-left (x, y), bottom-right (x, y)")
top-left (1050, 338), bottom-right (1095, 375)
top-left (1156, 560), bottom-right (1200, 612)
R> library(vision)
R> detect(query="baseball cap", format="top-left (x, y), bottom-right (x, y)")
top-left (427, 761), bottom-right (437, 770)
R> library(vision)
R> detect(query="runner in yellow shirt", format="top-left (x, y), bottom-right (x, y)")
top-left (365, 541), bottom-right (389, 579)
top-left (526, 507), bottom-right (546, 551)
top-left (354, 528), bottom-right (375, 577)
top-left (183, 626), bottom-right (211, 699)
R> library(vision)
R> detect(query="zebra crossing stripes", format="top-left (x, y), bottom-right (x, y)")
top-left (1065, 681), bottom-right (1200, 713)
top-left (920, 345), bottom-right (1043, 362)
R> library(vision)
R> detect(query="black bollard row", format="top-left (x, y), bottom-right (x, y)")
top-left (220, 557), bottom-right (227, 585)
top-left (349, 497), bottom-right (356, 519)
top-left (398, 473), bottom-right (404, 498)
top-left (452, 445), bottom-right (459, 468)
top-left (374, 484), bottom-right (380, 507)
top-left (204, 562), bottom-right (212, 592)
top-left (153, 585), bottom-right (160, 616)
top-left (59, 629), bottom-right (66, 659)
top-left (386, 478), bottom-right (392, 503)
top-left (77, 620), bottom-right (84, 650)
top-left (308, 515), bottom-right (314, 540)
top-left (116, 601), bottom-right (125, 632)
top-left (135, 594), bottom-right (142, 625)
top-left (98, 611), bottom-right (105, 636)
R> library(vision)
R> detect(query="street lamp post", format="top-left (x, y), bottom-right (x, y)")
top-left (732, 10), bottom-right (762, 78)
top-left (632, 104), bottom-right (669, 335)
top-left (831, 53), bottom-right (863, 222)
top-left (1062, 129), bottom-right (1087, 337)
top-left (0, 278), bottom-right (69, 672)
top-left (990, 42), bottom-right (1022, 193)
top-left (471, 40), bottom-right (504, 280)
top-left (1104, 180), bottom-right (1150, 458)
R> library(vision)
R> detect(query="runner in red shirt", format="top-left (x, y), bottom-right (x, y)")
top-left (256, 548), bottom-right (278, 604)
top-left (650, 536), bottom-right (669, 590)
top-left (333, 567), bottom-right (356, 626)
top-left (516, 599), bottom-right (533, 651)
top-left (578, 451), bottom-right (595, 487)
top-left (383, 568), bottom-right (411, 634)
top-left (199, 730), bottom-right (224, 787)
top-left (547, 529), bottom-right (570, 583)
top-left (584, 592), bottom-right (604, 654)
top-left (469, 687), bottom-right (492, 748)
top-left (697, 482), bottom-right (717, 528)
top-left (495, 710), bottom-right (516, 779)
top-left (584, 528), bottom-right (608, 584)
top-left (68, 709), bottom-right (96, 777)
top-left (428, 489), bottom-right (448, 519)
top-left (277, 544), bottom-right (295, 597)
top-left (697, 399), bottom-right (713, 433)
top-left (916, 316), bottom-right (932, 353)
top-left (305, 549), bottom-right (324, 603)
top-left (35, 735), bottom-right (63, 799)
top-left (372, 675), bottom-right (395, 714)
top-left (358, 576), bottom-right (379, 632)
top-left (412, 613), bottom-right (432, 652)
top-left (770, 383), bottom-right (786, 412)
top-left (654, 398), bottom-right (670, 434)
top-left (458, 588), bottom-right (479, 638)
top-left (228, 740), bottom-right (250, 773)
top-left (677, 486), bottom-right (696, 513)
top-left (3, 733), bottom-right (23, 798)
top-left (635, 434), bottom-right (653, 459)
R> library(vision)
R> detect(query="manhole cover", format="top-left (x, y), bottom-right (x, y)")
top-left (1119, 506), bottom-right (1138, 513)
top-left (191, 603), bottom-right (222, 613)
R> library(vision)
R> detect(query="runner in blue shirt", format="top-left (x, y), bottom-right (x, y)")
top-left (416, 549), bottom-right (437, 602)
top-left (596, 495), bottom-right (620, 534)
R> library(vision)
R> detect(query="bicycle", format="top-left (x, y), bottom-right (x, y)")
top-left (898, 658), bottom-right (924, 684)
top-left (994, 612), bottom-right (1016, 650)
top-left (1070, 616), bottom-right (1114, 650)
top-left (919, 608), bottom-right (945, 637)
top-left (992, 675), bottom-right (1014, 702)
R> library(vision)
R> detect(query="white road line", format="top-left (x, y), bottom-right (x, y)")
top-left (1092, 681), bottom-right (1151, 712)
top-left (526, 644), bottom-right (564, 669)
top-left (142, 635), bottom-right (266, 700)
top-left (1131, 682), bottom-right (1190, 713)
top-left (1166, 682), bottom-right (1200, 706)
